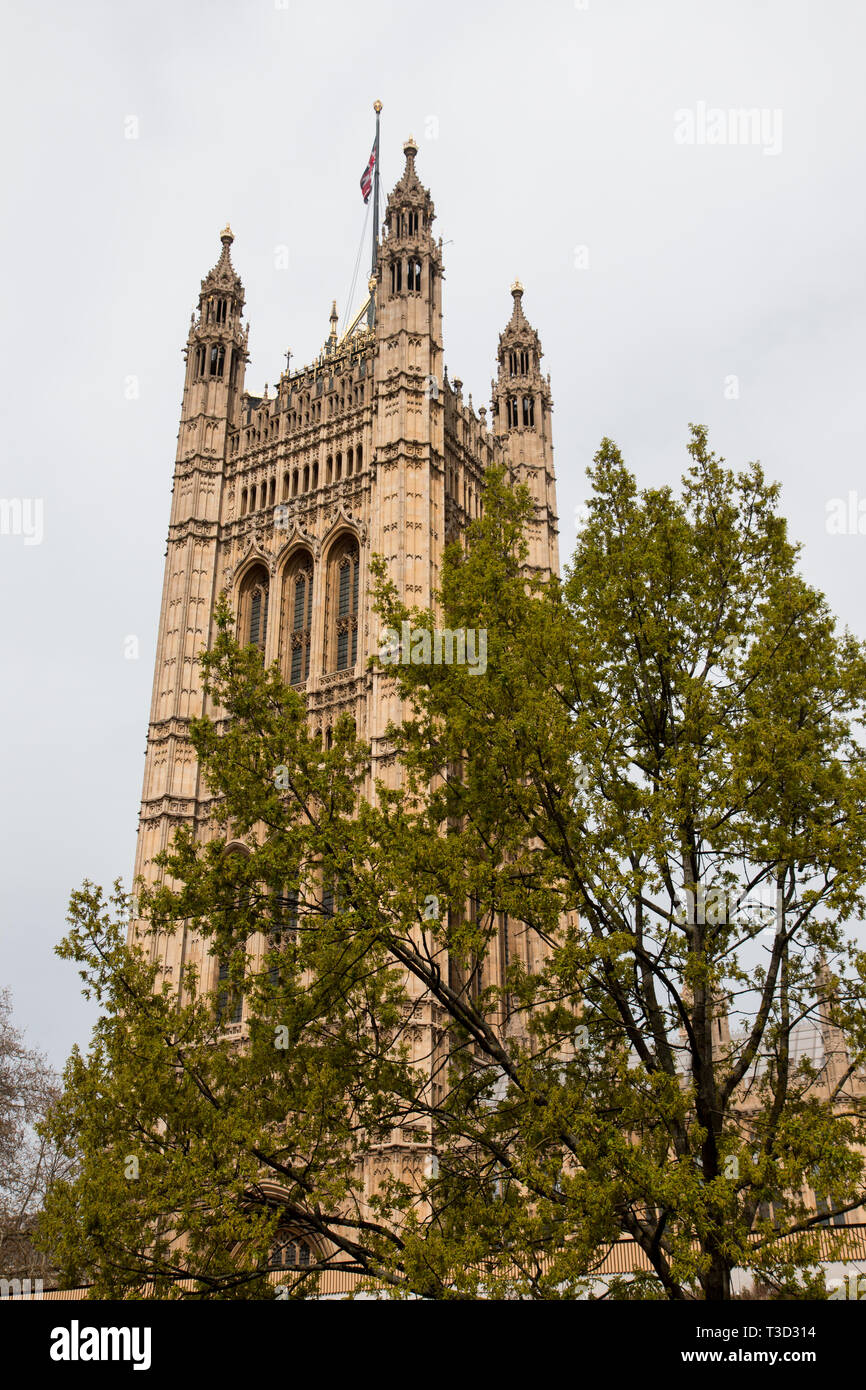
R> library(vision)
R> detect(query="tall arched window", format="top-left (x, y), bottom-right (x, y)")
top-left (216, 957), bottom-right (243, 1025)
top-left (216, 845), bottom-right (250, 1027)
top-left (267, 885), bottom-right (299, 987)
top-left (239, 564), bottom-right (270, 654)
top-left (327, 539), bottom-right (360, 672)
top-left (283, 551), bottom-right (314, 686)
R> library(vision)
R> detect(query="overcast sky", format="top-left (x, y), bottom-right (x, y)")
top-left (1, 0), bottom-right (864, 1069)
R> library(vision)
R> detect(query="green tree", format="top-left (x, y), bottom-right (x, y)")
top-left (0, 988), bottom-right (72, 1287)
top-left (42, 427), bottom-right (866, 1299)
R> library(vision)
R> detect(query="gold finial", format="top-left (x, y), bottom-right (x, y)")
top-left (221, 223), bottom-right (234, 243)
top-left (374, 99), bottom-right (383, 114)
top-left (404, 134), bottom-right (418, 158)
top-left (511, 279), bottom-right (524, 296)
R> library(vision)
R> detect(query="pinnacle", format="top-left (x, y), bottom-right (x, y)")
top-left (200, 224), bottom-right (243, 298)
top-left (509, 280), bottom-right (527, 324)
top-left (387, 135), bottom-right (430, 216)
top-left (498, 280), bottom-right (542, 357)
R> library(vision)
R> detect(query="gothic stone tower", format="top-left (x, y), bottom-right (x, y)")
top-left (131, 136), bottom-right (559, 1213)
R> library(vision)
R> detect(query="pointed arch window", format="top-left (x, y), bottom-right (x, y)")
top-left (209, 344), bottom-right (225, 377)
top-left (328, 540), bottom-right (360, 672)
top-left (390, 260), bottom-right (403, 295)
top-left (269, 1233), bottom-right (314, 1270)
top-left (250, 587), bottom-right (266, 646)
top-left (507, 397), bottom-right (519, 429)
top-left (522, 395), bottom-right (535, 428)
top-left (216, 958), bottom-right (243, 1025)
top-left (267, 886), bottom-right (299, 986)
top-left (283, 552), bottom-right (314, 686)
top-left (215, 845), bottom-right (251, 1025)
top-left (408, 258), bottom-right (422, 293)
top-left (239, 564), bottom-right (270, 654)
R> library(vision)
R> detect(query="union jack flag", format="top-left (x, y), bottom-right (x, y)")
top-left (360, 142), bottom-right (376, 203)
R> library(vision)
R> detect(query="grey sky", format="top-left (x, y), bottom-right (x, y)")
top-left (1, 0), bottom-right (864, 1068)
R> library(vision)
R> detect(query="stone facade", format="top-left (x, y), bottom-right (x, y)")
top-left (130, 138), bottom-right (559, 1218)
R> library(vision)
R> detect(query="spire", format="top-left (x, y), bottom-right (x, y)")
top-left (327, 300), bottom-right (339, 354)
top-left (490, 278), bottom-right (559, 580)
top-left (186, 225), bottom-right (247, 402)
top-left (201, 225), bottom-right (244, 301)
top-left (374, 135), bottom-right (443, 361)
top-left (508, 280), bottom-right (528, 328)
top-left (385, 135), bottom-right (435, 236)
top-left (498, 280), bottom-right (541, 359)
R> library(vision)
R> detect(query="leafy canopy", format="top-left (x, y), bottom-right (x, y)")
top-left (41, 426), bottom-right (866, 1300)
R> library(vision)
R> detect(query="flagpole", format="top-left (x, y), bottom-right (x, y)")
top-left (368, 100), bottom-right (382, 329)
